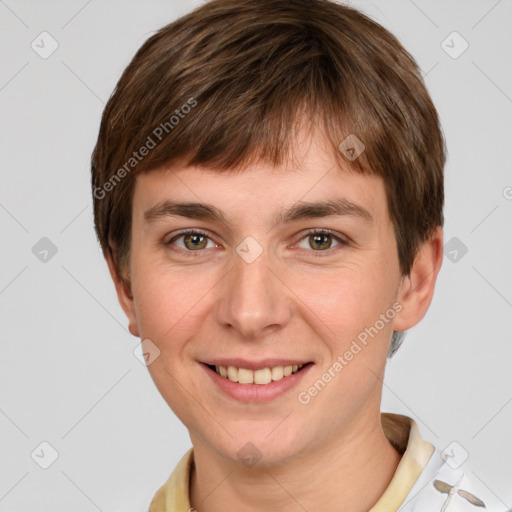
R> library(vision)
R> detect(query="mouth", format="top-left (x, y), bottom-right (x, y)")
top-left (201, 358), bottom-right (314, 402)
top-left (202, 360), bottom-right (313, 402)
top-left (205, 363), bottom-right (310, 385)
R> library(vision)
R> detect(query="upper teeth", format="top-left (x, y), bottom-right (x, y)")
top-left (215, 364), bottom-right (304, 385)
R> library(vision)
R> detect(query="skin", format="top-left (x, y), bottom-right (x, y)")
top-left (108, 125), bottom-right (443, 511)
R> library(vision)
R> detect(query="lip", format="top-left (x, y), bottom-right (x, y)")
top-left (203, 358), bottom-right (311, 371)
top-left (201, 361), bottom-right (314, 402)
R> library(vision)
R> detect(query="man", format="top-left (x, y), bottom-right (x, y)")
top-left (91, 0), bottom-right (505, 509)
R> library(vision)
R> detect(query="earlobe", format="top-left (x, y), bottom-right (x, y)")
top-left (393, 227), bottom-right (443, 332)
top-left (106, 251), bottom-right (140, 338)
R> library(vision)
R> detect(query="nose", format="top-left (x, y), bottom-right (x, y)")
top-left (214, 243), bottom-right (293, 340)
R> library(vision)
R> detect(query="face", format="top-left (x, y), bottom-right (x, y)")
top-left (112, 127), bottom-right (440, 466)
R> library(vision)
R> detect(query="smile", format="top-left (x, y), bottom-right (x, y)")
top-left (209, 364), bottom-right (305, 384)
top-left (202, 359), bottom-right (313, 402)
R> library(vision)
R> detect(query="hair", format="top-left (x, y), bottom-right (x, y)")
top-left (91, 0), bottom-right (445, 356)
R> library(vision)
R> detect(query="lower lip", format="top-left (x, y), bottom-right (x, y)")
top-left (201, 363), bottom-right (313, 402)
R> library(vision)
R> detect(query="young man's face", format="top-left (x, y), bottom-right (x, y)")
top-left (112, 126), bottom-right (438, 465)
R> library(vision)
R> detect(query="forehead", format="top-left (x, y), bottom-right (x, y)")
top-left (132, 126), bottom-right (389, 229)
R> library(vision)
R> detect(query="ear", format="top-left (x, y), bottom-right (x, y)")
top-left (393, 227), bottom-right (443, 332)
top-left (106, 250), bottom-right (140, 338)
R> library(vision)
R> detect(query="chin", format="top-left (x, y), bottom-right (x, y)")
top-left (202, 422), bottom-right (312, 469)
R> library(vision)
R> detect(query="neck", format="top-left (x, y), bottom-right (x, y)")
top-left (189, 411), bottom-right (402, 512)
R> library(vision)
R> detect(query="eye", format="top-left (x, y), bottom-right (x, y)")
top-left (166, 229), bottom-right (218, 252)
top-left (296, 229), bottom-right (348, 253)
top-left (165, 228), bottom-right (349, 256)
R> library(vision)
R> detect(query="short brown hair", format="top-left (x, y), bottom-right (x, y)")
top-left (91, 0), bottom-right (445, 280)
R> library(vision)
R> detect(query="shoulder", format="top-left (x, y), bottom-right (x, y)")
top-left (399, 447), bottom-right (509, 512)
top-left (148, 448), bottom-right (194, 512)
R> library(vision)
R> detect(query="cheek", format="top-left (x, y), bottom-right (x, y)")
top-left (131, 258), bottom-right (213, 352)
top-left (130, 263), bottom-right (216, 415)
top-left (288, 263), bottom-right (396, 341)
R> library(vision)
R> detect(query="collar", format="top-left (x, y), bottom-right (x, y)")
top-left (370, 413), bottom-right (435, 511)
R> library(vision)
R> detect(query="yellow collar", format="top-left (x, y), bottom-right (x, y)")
top-left (370, 413), bottom-right (435, 511)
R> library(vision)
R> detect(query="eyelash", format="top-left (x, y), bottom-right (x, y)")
top-left (165, 228), bottom-right (349, 257)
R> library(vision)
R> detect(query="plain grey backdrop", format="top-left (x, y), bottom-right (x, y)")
top-left (1, 0), bottom-right (511, 510)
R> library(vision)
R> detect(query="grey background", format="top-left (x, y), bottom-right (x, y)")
top-left (1, 0), bottom-right (511, 510)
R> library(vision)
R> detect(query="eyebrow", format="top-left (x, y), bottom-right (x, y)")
top-left (144, 198), bottom-right (373, 227)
